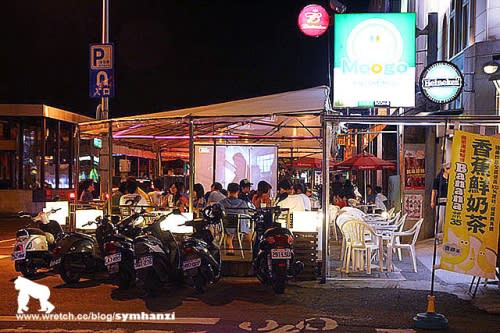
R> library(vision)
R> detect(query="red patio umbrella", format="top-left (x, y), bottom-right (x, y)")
top-left (292, 157), bottom-right (336, 168)
top-left (334, 152), bottom-right (396, 202)
top-left (334, 152), bottom-right (396, 171)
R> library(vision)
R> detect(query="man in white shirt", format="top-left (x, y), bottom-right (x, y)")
top-left (293, 183), bottom-right (311, 211)
top-left (120, 178), bottom-right (148, 214)
top-left (374, 186), bottom-right (388, 211)
top-left (276, 180), bottom-right (305, 213)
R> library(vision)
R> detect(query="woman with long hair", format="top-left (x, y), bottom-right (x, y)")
top-left (192, 183), bottom-right (206, 209)
top-left (167, 182), bottom-right (189, 212)
top-left (252, 180), bottom-right (272, 208)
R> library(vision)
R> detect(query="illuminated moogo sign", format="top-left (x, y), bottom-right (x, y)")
top-left (420, 61), bottom-right (464, 104)
top-left (333, 13), bottom-right (416, 108)
top-left (298, 4), bottom-right (330, 37)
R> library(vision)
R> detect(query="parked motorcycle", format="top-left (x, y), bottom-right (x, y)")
top-left (57, 215), bottom-right (114, 284)
top-left (252, 207), bottom-right (303, 294)
top-left (12, 208), bottom-right (64, 277)
top-left (179, 205), bottom-right (222, 293)
top-left (102, 214), bottom-right (144, 289)
top-left (133, 212), bottom-right (183, 294)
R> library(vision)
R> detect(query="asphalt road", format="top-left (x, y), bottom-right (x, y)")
top-left (0, 219), bottom-right (499, 332)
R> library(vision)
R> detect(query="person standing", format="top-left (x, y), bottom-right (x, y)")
top-left (431, 162), bottom-right (450, 241)
top-left (219, 183), bottom-right (251, 255)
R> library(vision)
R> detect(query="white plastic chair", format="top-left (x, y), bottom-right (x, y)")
top-left (341, 219), bottom-right (382, 274)
top-left (329, 205), bottom-right (340, 241)
top-left (392, 213), bottom-right (408, 260)
top-left (387, 218), bottom-right (424, 272)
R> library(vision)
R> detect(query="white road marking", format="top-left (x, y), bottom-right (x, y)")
top-left (0, 238), bottom-right (15, 243)
top-left (0, 315), bottom-right (220, 325)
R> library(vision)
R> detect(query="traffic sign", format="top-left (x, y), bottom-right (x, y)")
top-left (90, 69), bottom-right (114, 98)
top-left (89, 43), bottom-right (114, 98)
top-left (90, 44), bottom-right (113, 69)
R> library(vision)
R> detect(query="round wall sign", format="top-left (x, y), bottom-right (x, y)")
top-left (298, 4), bottom-right (330, 37)
top-left (419, 61), bottom-right (464, 104)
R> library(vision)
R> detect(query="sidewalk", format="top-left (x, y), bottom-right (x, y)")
top-left (293, 238), bottom-right (500, 314)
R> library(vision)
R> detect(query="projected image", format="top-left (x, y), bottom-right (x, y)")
top-left (195, 145), bottom-right (277, 193)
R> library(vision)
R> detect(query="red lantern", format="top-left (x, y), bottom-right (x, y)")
top-left (298, 4), bottom-right (330, 37)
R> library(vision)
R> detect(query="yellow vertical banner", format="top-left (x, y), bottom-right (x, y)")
top-left (440, 131), bottom-right (500, 279)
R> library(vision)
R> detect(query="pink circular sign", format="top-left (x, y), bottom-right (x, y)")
top-left (298, 4), bottom-right (330, 37)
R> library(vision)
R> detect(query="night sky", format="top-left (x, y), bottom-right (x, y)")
top-left (1, 0), bottom-right (370, 118)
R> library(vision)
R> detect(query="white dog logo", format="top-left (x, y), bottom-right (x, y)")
top-left (14, 276), bottom-right (55, 314)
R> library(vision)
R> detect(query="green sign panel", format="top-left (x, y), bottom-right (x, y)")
top-left (333, 13), bottom-right (416, 108)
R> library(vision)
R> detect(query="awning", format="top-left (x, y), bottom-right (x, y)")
top-left (78, 86), bottom-right (331, 156)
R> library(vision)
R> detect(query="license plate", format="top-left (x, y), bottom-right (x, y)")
top-left (12, 248), bottom-right (26, 261)
top-left (134, 255), bottom-right (153, 270)
top-left (271, 248), bottom-right (292, 259)
top-left (107, 263), bottom-right (119, 274)
top-left (182, 257), bottom-right (201, 271)
top-left (105, 253), bottom-right (122, 266)
top-left (49, 257), bottom-right (61, 267)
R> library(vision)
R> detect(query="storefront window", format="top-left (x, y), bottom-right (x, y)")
top-left (22, 120), bottom-right (42, 189)
top-left (0, 120), bottom-right (18, 189)
top-left (59, 123), bottom-right (73, 188)
top-left (45, 120), bottom-right (57, 189)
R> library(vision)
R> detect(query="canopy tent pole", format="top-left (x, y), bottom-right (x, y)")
top-left (189, 119), bottom-right (195, 212)
top-left (212, 123), bottom-right (216, 185)
top-left (73, 126), bottom-right (80, 232)
top-left (320, 116), bottom-right (331, 284)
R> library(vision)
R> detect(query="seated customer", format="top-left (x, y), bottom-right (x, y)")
top-left (276, 180), bottom-right (305, 213)
top-left (219, 182), bottom-right (251, 255)
top-left (374, 186), bottom-right (388, 212)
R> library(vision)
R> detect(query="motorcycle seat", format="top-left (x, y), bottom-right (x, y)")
top-left (17, 228), bottom-right (45, 237)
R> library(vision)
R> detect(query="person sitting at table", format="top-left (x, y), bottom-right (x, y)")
top-left (111, 181), bottom-right (127, 215)
top-left (207, 182), bottom-right (226, 205)
top-left (120, 177), bottom-right (149, 214)
top-left (166, 182), bottom-right (189, 212)
top-left (365, 185), bottom-right (376, 204)
top-left (293, 183), bottom-right (311, 211)
top-left (374, 186), bottom-right (388, 212)
top-left (333, 194), bottom-right (347, 208)
top-left (79, 179), bottom-right (95, 203)
top-left (148, 178), bottom-right (165, 208)
top-left (220, 183), bottom-right (251, 255)
top-left (276, 180), bottom-right (305, 213)
top-left (252, 180), bottom-right (272, 208)
top-left (192, 183), bottom-right (206, 210)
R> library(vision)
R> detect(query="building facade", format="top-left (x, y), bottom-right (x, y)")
top-left (412, 0), bottom-right (500, 120)
top-left (0, 104), bottom-right (93, 213)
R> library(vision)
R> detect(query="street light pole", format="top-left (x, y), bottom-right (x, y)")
top-left (101, 0), bottom-right (109, 120)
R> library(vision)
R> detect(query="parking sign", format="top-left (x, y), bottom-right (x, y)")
top-left (90, 44), bottom-right (113, 69)
top-left (89, 44), bottom-right (114, 98)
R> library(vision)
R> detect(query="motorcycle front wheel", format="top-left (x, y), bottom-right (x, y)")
top-left (60, 258), bottom-right (81, 284)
